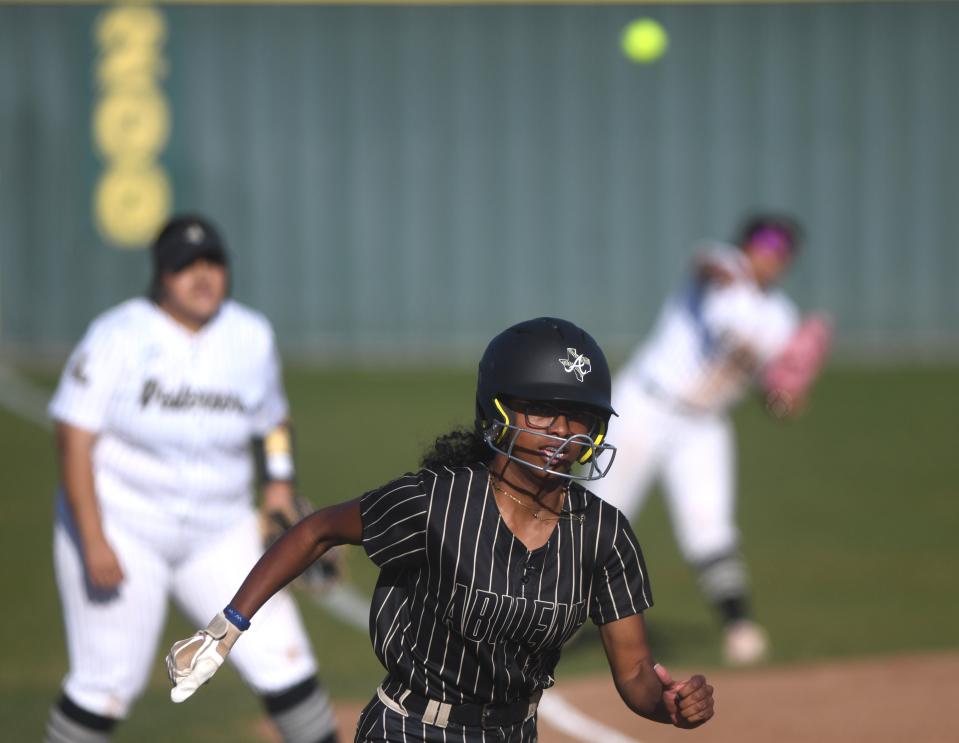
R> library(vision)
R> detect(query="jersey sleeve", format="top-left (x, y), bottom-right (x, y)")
top-left (702, 285), bottom-right (800, 366)
top-left (48, 318), bottom-right (127, 433)
top-left (251, 326), bottom-right (290, 436)
top-left (700, 284), bottom-right (754, 344)
top-left (360, 472), bottom-right (430, 571)
top-left (590, 508), bottom-right (654, 625)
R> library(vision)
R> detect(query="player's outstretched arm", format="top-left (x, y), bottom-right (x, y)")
top-left (599, 614), bottom-right (714, 728)
top-left (166, 498), bottom-right (363, 702)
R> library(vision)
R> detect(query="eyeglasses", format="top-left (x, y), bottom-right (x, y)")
top-left (506, 399), bottom-right (601, 436)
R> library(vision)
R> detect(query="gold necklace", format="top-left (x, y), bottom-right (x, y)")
top-left (489, 477), bottom-right (583, 523)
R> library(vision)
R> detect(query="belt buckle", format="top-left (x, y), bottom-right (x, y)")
top-left (480, 704), bottom-right (495, 729)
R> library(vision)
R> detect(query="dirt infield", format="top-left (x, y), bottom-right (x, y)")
top-left (326, 652), bottom-right (959, 743)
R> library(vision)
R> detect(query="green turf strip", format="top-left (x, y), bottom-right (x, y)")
top-left (2, 365), bottom-right (957, 741)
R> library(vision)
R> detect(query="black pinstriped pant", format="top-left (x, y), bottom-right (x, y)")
top-left (353, 696), bottom-right (538, 743)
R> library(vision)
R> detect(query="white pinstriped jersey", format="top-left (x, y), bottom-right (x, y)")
top-left (48, 298), bottom-right (288, 536)
top-left (361, 464), bottom-right (652, 706)
top-left (620, 244), bottom-right (799, 413)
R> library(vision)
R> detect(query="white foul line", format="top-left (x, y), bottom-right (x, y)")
top-left (538, 690), bottom-right (647, 743)
top-left (0, 363), bottom-right (55, 430)
top-left (0, 362), bottom-right (644, 743)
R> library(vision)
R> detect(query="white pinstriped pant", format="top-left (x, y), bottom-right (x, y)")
top-left (53, 497), bottom-right (317, 717)
top-left (590, 381), bottom-right (738, 564)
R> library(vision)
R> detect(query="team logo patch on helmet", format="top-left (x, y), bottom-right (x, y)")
top-left (559, 348), bottom-right (591, 382)
top-left (185, 224), bottom-right (205, 244)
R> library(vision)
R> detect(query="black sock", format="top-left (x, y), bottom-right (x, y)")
top-left (45, 695), bottom-right (118, 743)
top-left (717, 595), bottom-right (750, 625)
top-left (261, 676), bottom-right (338, 743)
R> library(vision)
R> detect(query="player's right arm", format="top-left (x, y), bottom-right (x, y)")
top-left (167, 499), bottom-right (363, 702)
top-left (56, 422), bottom-right (124, 589)
top-left (49, 310), bottom-right (130, 591)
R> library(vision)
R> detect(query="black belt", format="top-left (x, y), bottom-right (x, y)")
top-left (377, 685), bottom-right (540, 729)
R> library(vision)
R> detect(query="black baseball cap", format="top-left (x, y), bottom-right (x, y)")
top-left (152, 214), bottom-right (228, 274)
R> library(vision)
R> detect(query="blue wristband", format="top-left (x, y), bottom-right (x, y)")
top-left (223, 605), bottom-right (251, 631)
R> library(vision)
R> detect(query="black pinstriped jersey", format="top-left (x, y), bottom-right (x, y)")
top-left (360, 463), bottom-right (653, 706)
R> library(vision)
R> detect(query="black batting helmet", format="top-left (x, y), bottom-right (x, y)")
top-left (148, 214), bottom-right (229, 301)
top-left (475, 317), bottom-right (617, 480)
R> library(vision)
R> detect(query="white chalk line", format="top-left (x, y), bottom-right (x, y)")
top-left (538, 691), bottom-right (647, 743)
top-left (0, 363), bottom-right (56, 430)
top-left (0, 361), bottom-right (643, 743)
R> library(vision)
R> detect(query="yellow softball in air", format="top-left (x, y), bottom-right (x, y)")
top-left (621, 18), bottom-right (669, 64)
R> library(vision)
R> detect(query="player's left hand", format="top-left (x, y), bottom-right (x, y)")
top-left (654, 662), bottom-right (715, 728)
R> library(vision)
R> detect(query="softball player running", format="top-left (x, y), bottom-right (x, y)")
top-left (44, 215), bottom-right (337, 743)
top-left (591, 214), bottom-right (828, 666)
top-left (167, 317), bottom-right (715, 742)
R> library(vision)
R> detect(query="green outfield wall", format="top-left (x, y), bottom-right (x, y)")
top-left (1, 2), bottom-right (956, 361)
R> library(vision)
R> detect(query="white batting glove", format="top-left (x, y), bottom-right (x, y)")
top-left (166, 611), bottom-right (244, 703)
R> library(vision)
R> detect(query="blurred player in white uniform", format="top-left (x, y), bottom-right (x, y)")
top-left (44, 215), bottom-right (338, 743)
top-left (592, 215), bottom-right (823, 665)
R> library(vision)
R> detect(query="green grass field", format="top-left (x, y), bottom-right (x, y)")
top-left (2, 364), bottom-right (957, 741)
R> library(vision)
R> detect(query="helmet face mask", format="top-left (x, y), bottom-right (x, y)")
top-left (475, 317), bottom-right (618, 482)
top-left (484, 396), bottom-right (617, 481)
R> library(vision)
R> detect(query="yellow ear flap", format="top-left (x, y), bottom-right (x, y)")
top-left (492, 398), bottom-right (511, 444)
top-left (578, 421), bottom-right (606, 464)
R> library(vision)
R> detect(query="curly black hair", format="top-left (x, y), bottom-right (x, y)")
top-left (419, 427), bottom-right (494, 471)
